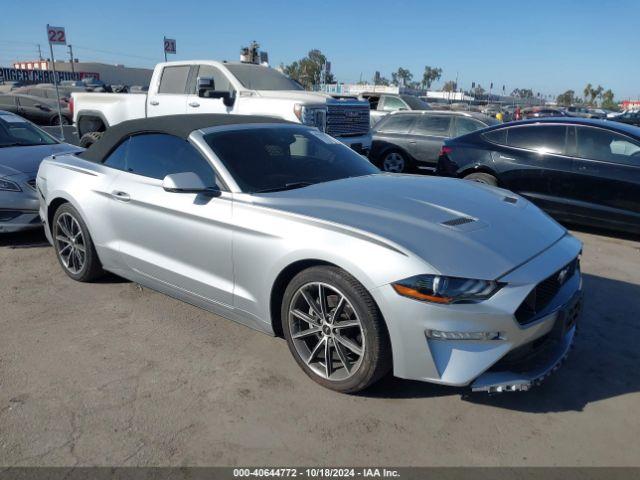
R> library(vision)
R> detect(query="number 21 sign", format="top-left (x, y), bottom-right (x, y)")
top-left (47, 25), bottom-right (66, 45)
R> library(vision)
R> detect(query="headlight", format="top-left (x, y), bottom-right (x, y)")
top-left (392, 275), bottom-right (504, 304)
top-left (293, 104), bottom-right (327, 132)
top-left (0, 178), bottom-right (21, 192)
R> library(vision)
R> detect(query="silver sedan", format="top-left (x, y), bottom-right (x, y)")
top-left (37, 114), bottom-right (582, 393)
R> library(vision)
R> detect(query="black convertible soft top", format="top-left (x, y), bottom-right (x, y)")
top-left (78, 114), bottom-right (294, 163)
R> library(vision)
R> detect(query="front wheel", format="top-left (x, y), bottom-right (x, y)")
top-left (281, 266), bottom-right (391, 393)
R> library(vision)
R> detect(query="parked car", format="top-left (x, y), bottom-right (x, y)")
top-left (437, 118), bottom-right (640, 234)
top-left (361, 93), bottom-right (431, 126)
top-left (0, 111), bottom-right (81, 232)
top-left (0, 93), bottom-right (72, 126)
top-left (37, 113), bottom-right (582, 394)
top-left (609, 109), bottom-right (640, 127)
top-left (72, 60), bottom-right (371, 153)
top-left (522, 107), bottom-right (567, 119)
top-left (13, 83), bottom-right (87, 104)
top-left (369, 110), bottom-right (499, 173)
top-left (565, 105), bottom-right (603, 119)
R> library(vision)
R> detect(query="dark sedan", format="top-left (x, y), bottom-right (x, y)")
top-left (610, 110), bottom-right (640, 127)
top-left (369, 111), bottom-right (499, 173)
top-left (0, 93), bottom-right (72, 126)
top-left (436, 118), bottom-right (640, 234)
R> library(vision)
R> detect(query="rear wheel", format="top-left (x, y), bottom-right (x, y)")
top-left (281, 266), bottom-right (391, 393)
top-left (381, 150), bottom-right (411, 173)
top-left (79, 131), bottom-right (103, 148)
top-left (50, 115), bottom-right (70, 126)
top-left (52, 203), bottom-right (104, 282)
top-left (464, 172), bottom-right (498, 186)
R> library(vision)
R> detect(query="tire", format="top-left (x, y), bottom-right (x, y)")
top-left (281, 266), bottom-right (391, 393)
top-left (52, 203), bottom-right (104, 282)
top-left (380, 150), bottom-right (411, 173)
top-left (50, 115), bottom-right (70, 126)
top-left (464, 172), bottom-right (498, 186)
top-left (79, 131), bottom-right (103, 149)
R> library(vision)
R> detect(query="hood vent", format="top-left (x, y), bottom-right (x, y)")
top-left (441, 216), bottom-right (476, 227)
top-left (503, 196), bottom-right (518, 204)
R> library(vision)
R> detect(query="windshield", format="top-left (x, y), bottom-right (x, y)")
top-left (0, 114), bottom-right (57, 147)
top-left (225, 64), bottom-right (303, 91)
top-left (401, 95), bottom-right (431, 110)
top-left (204, 126), bottom-right (379, 193)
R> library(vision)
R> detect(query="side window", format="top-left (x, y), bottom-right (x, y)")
top-left (506, 126), bottom-right (566, 154)
top-left (196, 65), bottom-right (233, 94)
top-left (483, 128), bottom-right (508, 145)
top-left (17, 96), bottom-right (41, 107)
top-left (103, 138), bottom-right (129, 170)
top-left (380, 96), bottom-right (408, 112)
top-left (455, 117), bottom-right (485, 136)
top-left (377, 114), bottom-right (416, 133)
top-left (412, 115), bottom-right (452, 136)
top-left (576, 127), bottom-right (640, 166)
top-left (0, 96), bottom-right (15, 107)
top-left (125, 134), bottom-right (218, 185)
top-left (158, 66), bottom-right (190, 94)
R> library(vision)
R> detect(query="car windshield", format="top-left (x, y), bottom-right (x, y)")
top-left (204, 126), bottom-right (379, 193)
top-left (225, 64), bottom-right (303, 91)
top-left (0, 114), bottom-right (57, 147)
top-left (401, 95), bottom-right (431, 110)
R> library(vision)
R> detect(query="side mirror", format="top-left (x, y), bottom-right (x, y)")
top-left (201, 89), bottom-right (236, 107)
top-left (162, 172), bottom-right (221, 196)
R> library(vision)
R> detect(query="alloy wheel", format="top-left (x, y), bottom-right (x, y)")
top-left (288, 282), bottom-right (365, 381)
top-left (383, 152), bottom-right (405, 173)
top-left (55, 212), bottom-right (86, 274)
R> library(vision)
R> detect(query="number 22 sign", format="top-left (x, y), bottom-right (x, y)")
top-left (47, 25), bottom-right (66, 45)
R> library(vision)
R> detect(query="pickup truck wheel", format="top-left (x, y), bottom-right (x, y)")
top-left (464, 172), bottom-right (498, 186)
top-left (79, 131), bottom-right (103, 148)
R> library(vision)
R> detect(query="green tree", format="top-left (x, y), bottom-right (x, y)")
top-left (442, 80), bottom-right (457, 92)
top-left (556, 90), bottom-right (576, 106)
top-left (601, 89), bottom-right (618, 110)
top-left (583, 83), bottom-right (593, 104)
top-left (391, 67), bottom-right (413, 87)
top-left (282, 49), bottom-right (331, 89)
top-left (421, 66), bottom-right (442, 90)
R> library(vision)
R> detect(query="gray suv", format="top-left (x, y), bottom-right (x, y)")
top-left (369, 110), bottom-right (499, 173)
top-left (361, 93), bottom-right (431, 126)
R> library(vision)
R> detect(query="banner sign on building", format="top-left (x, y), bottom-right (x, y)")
top-left (0, 67), bottom-right (80, 84)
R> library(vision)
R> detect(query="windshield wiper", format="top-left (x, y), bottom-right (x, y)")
top-left (255, 182), bottom-right (314, 193)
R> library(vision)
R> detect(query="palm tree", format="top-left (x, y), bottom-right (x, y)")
top-left (583, 83), bottom-right (593, 105)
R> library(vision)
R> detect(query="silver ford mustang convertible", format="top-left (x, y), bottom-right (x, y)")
top-left (37, 114), bottom-right (582, 393)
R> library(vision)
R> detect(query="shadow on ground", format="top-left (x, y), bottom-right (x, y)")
top-left (0, 228), bottom-right (50, 248)
top-left (363, 274), bottom-right (640, 413)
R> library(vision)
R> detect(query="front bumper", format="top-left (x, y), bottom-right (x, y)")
top-left (373, 233), bottom-right (583, 390)
top-left (336, 133), bottom-right (372, 156)
top-left (0, 177), bottom-right (41, 233)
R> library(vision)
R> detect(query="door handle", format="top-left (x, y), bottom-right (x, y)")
top-left (111, 190), bottom-right (130, 202)
top-left (149, 100), bottom-right (159, 106)
top-left (188, 101), bottom-right (200, 108)
top-left (499, 155), bottom-right (515, 161)
top-left (408, 140), bottom-right (417, 144)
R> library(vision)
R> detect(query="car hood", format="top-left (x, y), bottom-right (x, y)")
top-left (0, 143), bottom-right (82, 177)
top-left (252, 175), bottom-right (567, 280)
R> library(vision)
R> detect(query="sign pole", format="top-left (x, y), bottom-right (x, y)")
top-left (163, 37), bottom-right (167, 62)
top-left (47, 27), bottom-right (65, 141)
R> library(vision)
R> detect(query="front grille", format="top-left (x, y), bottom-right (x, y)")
top-left (26, 178), bottom-right (37, 190)
top-left (326, 103), bottom-right (370, 137)
top-left (515, 257), bottom-right (579, 325)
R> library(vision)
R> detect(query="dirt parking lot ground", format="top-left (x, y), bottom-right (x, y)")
top-left (1, 227), bottom-right (639, 467)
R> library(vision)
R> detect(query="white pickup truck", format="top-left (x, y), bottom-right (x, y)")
top-left (71, 60), bottom-right (371, 153)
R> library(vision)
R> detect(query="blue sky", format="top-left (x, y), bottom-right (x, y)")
top-left (1, 0), bottom-right (638, 100)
